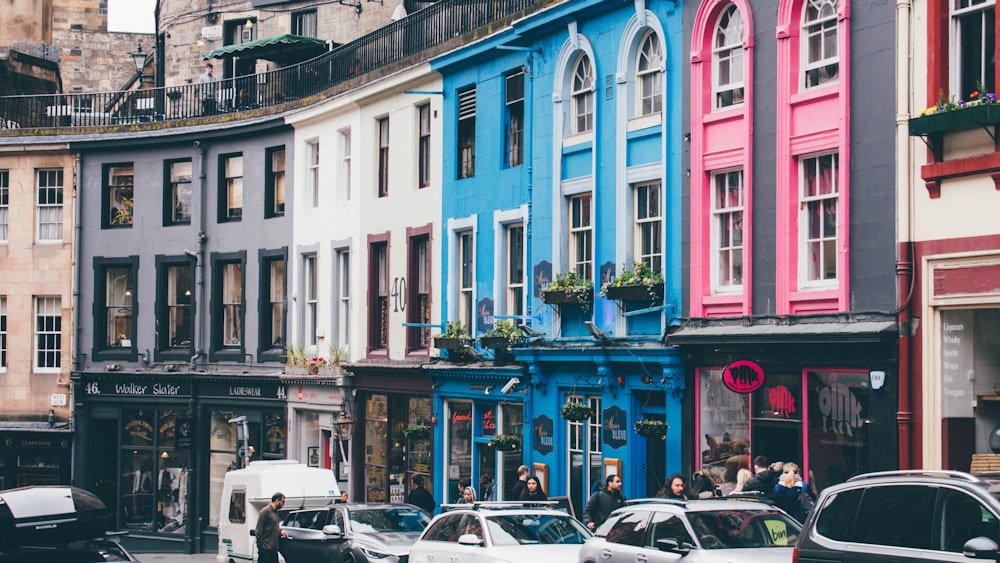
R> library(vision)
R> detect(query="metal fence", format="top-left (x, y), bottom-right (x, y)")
top-left (0, 0), bottom-right (542, 130)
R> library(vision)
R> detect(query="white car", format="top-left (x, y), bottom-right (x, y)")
top-left (408, 502), bottom-right (592, 563)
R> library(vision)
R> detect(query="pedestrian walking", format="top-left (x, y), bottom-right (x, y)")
top-left (254, 492), bottom-right (288, 563)
top-left (729, 467), bottom-right (753, 495)
top-left (408, 475), bottom-right (436, 514)
top-left (742, 455), bottom-right (779, 496)
top-left (582, 475), bottom-right (626, 530)
top-left (511, 465), bottom-right (529, 500)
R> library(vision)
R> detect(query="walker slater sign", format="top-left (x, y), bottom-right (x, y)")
top-left (82, 379), bottom-right (192, 397)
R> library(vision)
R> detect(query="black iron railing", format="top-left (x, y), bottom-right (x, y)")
top-left (0, 0), bottom-right (542, 130)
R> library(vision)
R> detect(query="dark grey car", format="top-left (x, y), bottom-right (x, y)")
top-left (794, 470), bottom-right (1000, 562)
top-left (280, 503), bottom-right (431, 563)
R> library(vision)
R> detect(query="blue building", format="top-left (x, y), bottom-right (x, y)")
top-left (431, 0), bottom-right (685, 516)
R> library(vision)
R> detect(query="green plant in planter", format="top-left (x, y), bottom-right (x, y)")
top-left (328, 343), bottom-right (348, 366)
top-left (434, 320), bottom-right (472, 348)
top-left (601, 261), bottom-right (665, 301)
top-left (403, 424), bottom-right (431, 440)
top-left (283, 343), bottom-right (307, 367)
top-left (482, 320), bottom-right (524, 342)
top-left (490, 434), bottom-right (520, 451)
top-left (634, 419), bottom-right (668, 439)
top-left (560, 400), bottom-right (594, 421)
top-left (542, 271), bottom-right (594, 311)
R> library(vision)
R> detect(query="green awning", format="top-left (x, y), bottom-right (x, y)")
top-left (201, 34), bottom-right (329, 65)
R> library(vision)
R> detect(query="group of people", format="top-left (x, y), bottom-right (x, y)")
top-left (448, 465), bottom-right (550, 505)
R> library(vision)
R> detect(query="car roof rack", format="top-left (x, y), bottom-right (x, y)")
top-left (440, 501), bottom-right (559, 512)
top-left (624, 497), bottom-right (689, 507)
top-left (847, 470), bottom-right (982, 483)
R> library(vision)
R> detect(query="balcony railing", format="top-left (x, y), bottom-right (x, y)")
top-left (0, 0), bottom-right (543, 130)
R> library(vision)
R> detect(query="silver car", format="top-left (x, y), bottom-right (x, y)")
top-left (578, 497), bottom-right (801, 563)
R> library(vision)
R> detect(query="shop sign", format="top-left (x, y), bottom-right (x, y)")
top-left (722, 360), bottom-right (765, 393)
top-left (0, 432), bottom-right (71, 450)
top-left (532, 414), bottom-right (554, 455)
top-left (174, 417), bottom-right (193, 449)
top-left (124, 417), bottom-right (154, 442)
top-left (83, 378), bottom-right (192, 397)
top-left (201, 381), bottom-right (286, 400)
top-left (602, 406), bottom-right (628, 449)
top-left (482, 408), bottom-right (497, 436)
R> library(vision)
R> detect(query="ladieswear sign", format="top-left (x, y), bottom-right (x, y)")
top-left (722, 360), bottom-right (765, 394)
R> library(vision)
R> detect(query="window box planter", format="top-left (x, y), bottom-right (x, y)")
top-left (479, 336), bottom-right (522, 349)
top-left (604, 283), bottom-right (664, 303)
top-left (909, 104), bottom-right (1000, 137)
top-left (542, 289), bottom-right (592, 306)
top-left (433, 337), bottom-right (468, 350)
top-left (490, 434), bottom-right (520, 452)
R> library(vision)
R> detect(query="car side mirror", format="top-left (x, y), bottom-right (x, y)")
top-left (963, 536), bottom-right (999, 559)
top-left (322, 524), bottom-right (344, 537)
top-left (249, 530), bottom-right (255, 537)
top-left (656, 538), bottom-right (690, 554)
top-left (458, 533), bottom-right (483, 546)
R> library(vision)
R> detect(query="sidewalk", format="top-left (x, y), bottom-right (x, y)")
top-left (137, 553), bottom-right (217, 562)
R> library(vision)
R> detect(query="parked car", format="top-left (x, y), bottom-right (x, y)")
top-left (279, 502), bottom-right (431, 563)
top-left (0, 486), bottom-right (111, 548)
top-left (579, 497), bottom-right (801, 563)
top-left (408, 501), bottom-right (592, 563)
top-left (0, 537), bottom-right (140, 562)
top-left (794, 470), bottom-right (1000, 562)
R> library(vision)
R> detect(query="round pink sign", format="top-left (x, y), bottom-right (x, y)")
top-left (722, 360), bottom-right (765, 394)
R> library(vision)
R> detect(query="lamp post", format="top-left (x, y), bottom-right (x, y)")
top-left (229, 415), bottom-right (250, 468)
top-left (130, 44), bottom-right (148, 74)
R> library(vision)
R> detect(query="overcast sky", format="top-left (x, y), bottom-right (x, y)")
top-left (107, 0), bottom-right (156, 34)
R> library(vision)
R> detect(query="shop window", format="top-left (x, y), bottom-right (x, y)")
top-left (448, 401), bottom-right (473, 503)
top-left (698, 369), bottom-right (750, 485)
top-left (365, 394), bottom-right (390, 503)
top-left (119, 408), bottom-right (189, 534)
top-left (567, 395), bottom-right (601, 518)
top-left (806, 370), bottom-right (870, 491)
top-left (751, 373), bottom-right (803, 470)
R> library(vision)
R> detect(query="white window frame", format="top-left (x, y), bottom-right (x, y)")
top-left (636, 31), bottom-right (664, 117)
top-left (504, 222), bottom-right (525, 317)
top-left (801, 0), bottom-right (840, 89)
top-left (571, 55), bottom-right (594, 134)
top-left (36, 169), bottom-right (64, 242)
top-left (304, 254), bottom-right (318, 348)
top-left (169, 160), bottom-right (193, 225)
top-left (568, 193), bottom-right (593, 279)
top-left (0, 295), bottom-right (6, 372)
top-left (270, 147), bottom-right (286, 216)
top-left (105, 266), bottom-right (134, 348)
top-left (710, 170), bottom-right (745, 292)
top-left (34, 296), bottom-right (61, 372)
top-left (418, 104), bottom-right (432, 187)
top-left (166, 264), bottom-right (192, 350)
top-left (307, 140), bottom-right (320, 207)
top-left (222, 262), bottom-right (243, 347)
top-left (0, 170), bottom-right (8, 242)
top-left (713, 4), bottom-right (745, 110)
top-left (378, 117), bottom-right (390, 197)
top-left (224, 155), bottom-right (243, 220)
top-left (335, 248), bottom-right (350, 350)
top-left (458, 87), bottom-right (477, 179)
top-left (634, 181), bottom-right (663, 274)
top-left (340, 129), bottom-right (352, 201)
top-left (951, 0), bottom-right (996, 96)
top-left (505, 72), bottom-right (525, 167)
top-left (458, 231), bottom-right (475, 334)
top-left (798, 152), bottom-right (840, 288)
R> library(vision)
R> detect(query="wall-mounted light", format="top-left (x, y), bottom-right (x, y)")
top-left (870, 370), bottom-right (886, 391)
top-left (129, 44), bottom-right (148, 72)
top-left (245, 18), bottom-right (254, 29)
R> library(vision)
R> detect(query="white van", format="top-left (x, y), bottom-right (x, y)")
top-left (216, 460), bottom-right (340, 563)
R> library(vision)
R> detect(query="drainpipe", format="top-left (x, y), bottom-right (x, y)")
top-left (71, 154), bottom-right (83, 379)
top-left (896, 0), bottom-right (914, 470)
top-left (191, 141), bottom-right (208, 369)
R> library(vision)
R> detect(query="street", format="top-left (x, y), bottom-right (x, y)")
top-left (138, 553), bottom-right (216, 562)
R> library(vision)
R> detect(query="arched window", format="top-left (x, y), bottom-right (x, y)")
top-left (713, 4), bottom-right (745, 109)
top-left (571, 54), bottom-right (594, 133)
top-left (636, 31), bottom-right (664, 116)
top-left (802, 0), bottom-right (840, 88)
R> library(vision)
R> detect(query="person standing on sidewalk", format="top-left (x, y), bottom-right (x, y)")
top-left (255, 492), bottom-right (288, 563)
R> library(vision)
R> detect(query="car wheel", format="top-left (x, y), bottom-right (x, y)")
top-left (343, 552), bottom-right (358, 563)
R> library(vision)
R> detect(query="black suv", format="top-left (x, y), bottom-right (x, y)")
top-left (793, 470), bottom-right (1000, 562)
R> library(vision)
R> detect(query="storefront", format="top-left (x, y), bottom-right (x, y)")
top-left (671, 318), bottom-right (899, 494)
top-left (429, 364), bottom-right (526, 506)
top-left (283, 373), bottom-right (348, 492)
top-left (348, 365), bottom-right (434, 507)
top-left (0, 427), bottom-right (74, 489)
top-left (71, 371), bottom-right (286, 554)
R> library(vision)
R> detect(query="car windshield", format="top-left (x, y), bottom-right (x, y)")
top-left (686, 509), bottom-right (801, 549)
top-left (486, 514), bottom-right (591, 546)
top-left (349, 508), bottom-right (431, 534)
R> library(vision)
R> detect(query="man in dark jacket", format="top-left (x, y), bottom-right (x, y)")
top-left (255, 492), bottom-right (288, 563)
top-left (582, 475), bottom-right (626, 530)
top-left (408, 475), bottom-right (436, 514)
top-left (742, 455), bottom-right (779, 496)
top-left (511, 465), bottom-right (530, 500)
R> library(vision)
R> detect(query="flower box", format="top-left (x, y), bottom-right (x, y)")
top-left (604, 283), bottom-right (664, 303)
top-left (490, 434), bottom-right (520, 452)
top-left (433, 337), bottom-right (467, 350)
top-left (542, 289), bottom-right (591, 305)
top-left (479, 336), bottom-right (521, 349)
top-left (909, 104), bottom-right (1000, 136)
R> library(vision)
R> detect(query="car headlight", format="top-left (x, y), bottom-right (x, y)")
top-left (359, 546), bottom-right (393, 559)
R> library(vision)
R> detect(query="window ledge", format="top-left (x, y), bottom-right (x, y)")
top-left (562, 131), bottom-right (593, 147)
top-left (627, 113), bottom-right (662, 132)
top-left (920, 152), bottom-right (1000, 198)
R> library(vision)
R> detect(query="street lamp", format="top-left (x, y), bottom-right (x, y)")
top-left (333, 410), bottom-right (353, 468)
top-left (130, 44), bottom-right (148, 73)
top-left (229, 415), bottom-right (250, 468)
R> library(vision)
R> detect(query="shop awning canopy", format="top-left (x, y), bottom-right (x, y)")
top-left (668, 320), bottom-right (898, 346)
top-left (201, 34), bottom-right (330, 65)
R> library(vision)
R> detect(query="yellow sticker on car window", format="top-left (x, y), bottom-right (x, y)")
top-left (765, 521), bottom-right (788, 546)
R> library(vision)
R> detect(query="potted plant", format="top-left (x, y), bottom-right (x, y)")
top-left (909, 83), bottom-right (1000, 137)
top-left (634, 419), bottom-right (668, 440)
top-left (542, 271), bottom-right (594, 310)
top-left (403, 424), bottom-right (431, 440)
top-left (283, 343), bottom-right (308, 375)
top-left (601, 261), bottom-right (665, 303)
top-left (434, 320), bottom-right (471, 350)
top-left (479, 320), bottom-right (525, 349)
top-left (560, 400), bottom-right (594, 422)
top-left (490, 434), bottom-right (520, 452)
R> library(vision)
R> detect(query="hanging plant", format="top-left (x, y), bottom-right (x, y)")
top-left (560, 400), bottom-right (594, 422)
top-left (403, 424), bottom-right (431, 440)
top-left (490, 434), bottom-right (520, 452)
top-left (634, 419), bottom-right (668, 439)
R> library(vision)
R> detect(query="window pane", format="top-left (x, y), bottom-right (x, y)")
top-left (106, 267), bottom-right (133, 347)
